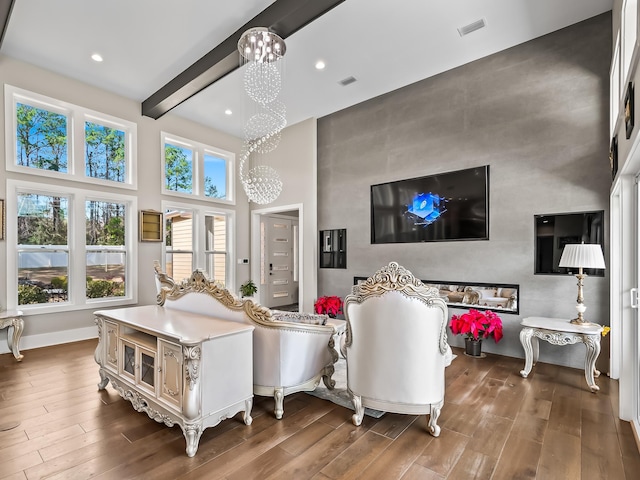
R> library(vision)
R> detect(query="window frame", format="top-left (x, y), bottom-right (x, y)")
top-left (161, 131), bottom-right (235, 205)
top-left (5, 84), bottom-right (137, 190)
top-left (6, 179), bottom-right (138, 314)
top-left (161, 199), bottom-right (235, 289)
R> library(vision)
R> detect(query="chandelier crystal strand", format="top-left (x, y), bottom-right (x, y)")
top-left (238, 27), bottom-right (287, 204)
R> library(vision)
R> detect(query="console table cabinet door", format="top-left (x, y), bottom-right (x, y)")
top-left (138, 346), bottom-right (156, 393)
top-left (119, 338), bottom-right (157, 396)
top-left (105, 321), bottom-right (119, 372)
top-left (159, 339), bottom-right (182, 410)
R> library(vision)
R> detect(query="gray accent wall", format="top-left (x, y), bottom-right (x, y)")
top-left (317, 13), bottom-right (612, 370)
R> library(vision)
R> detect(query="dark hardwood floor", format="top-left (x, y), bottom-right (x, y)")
top-left (1, 339), bottom-right (639, 479)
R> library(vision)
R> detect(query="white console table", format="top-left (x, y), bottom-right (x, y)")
top-left (519, 316), bottom-right (603, 392)
top-left (94, 305), bottom-right (254, 456)
top-left (0, 310), bottom-right (24, 361)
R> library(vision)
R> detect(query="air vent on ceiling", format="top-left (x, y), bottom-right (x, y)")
top-left (338, 76), bottom-right (357, 86)
top-left (457, 18), bottom-right (486, 37)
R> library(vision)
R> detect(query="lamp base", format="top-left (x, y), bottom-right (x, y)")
top-left (569, 317), bottom-right (599, 327)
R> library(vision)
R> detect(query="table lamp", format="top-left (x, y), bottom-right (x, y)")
top-left (558, 243), bottom-right (606, 325)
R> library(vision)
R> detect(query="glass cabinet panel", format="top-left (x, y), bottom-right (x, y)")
top-left (140, 348), bottom-right (156, 389)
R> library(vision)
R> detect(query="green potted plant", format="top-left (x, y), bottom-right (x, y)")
top-left (239, 280), bottom-right (257, 298)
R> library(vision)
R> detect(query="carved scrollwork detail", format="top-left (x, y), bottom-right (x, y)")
top-left (184, 346), bottom-right (201, 391)
top-left (111, 378), bottom-right (175, 427)
top-left (533, 330), bottom-right (581, 346)
top-left (343, 262), bottom-right (449, 355)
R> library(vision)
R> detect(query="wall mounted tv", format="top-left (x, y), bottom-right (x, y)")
top-left (371, 165), bottom-right (489, 244)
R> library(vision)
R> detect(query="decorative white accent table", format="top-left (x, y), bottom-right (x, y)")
top-left (0, 310), bottom-right (24, 361)
top-left (94, 305), bottom-right (254, 457)
top-left (519, 316), bottom-right (603, 392)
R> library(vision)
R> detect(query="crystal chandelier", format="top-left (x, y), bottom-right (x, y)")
top-left (238, 27), bottom-right (287, 205)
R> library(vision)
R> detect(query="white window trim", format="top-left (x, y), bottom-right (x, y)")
top-left (161, 131), bottom-right (235, 205)
top-left (161, 199), bottom-right (236, 290)
top-left (5, 84), bottom-right (138, 190)
top-left (6, 179), bottom-right (138, 314)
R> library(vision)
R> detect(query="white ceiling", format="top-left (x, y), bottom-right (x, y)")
top-left (2, 0), bottom-right (613, 138)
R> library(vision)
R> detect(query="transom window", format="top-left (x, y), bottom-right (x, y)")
top-left (161, 132), bottom-right (234, 204)
top-left (5, 85), bottom-right (137, 189)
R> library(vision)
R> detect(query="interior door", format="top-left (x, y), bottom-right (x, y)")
top-left (263, 216), bottom-right (295, 308)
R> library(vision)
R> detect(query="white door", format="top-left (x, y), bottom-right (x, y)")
top-left (262, 216), bottom-right (296, 308)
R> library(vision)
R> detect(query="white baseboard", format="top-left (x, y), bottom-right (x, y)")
top-left (0, 326), bottom-right (98, 355)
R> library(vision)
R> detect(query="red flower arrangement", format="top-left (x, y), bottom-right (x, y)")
top-left (450, 309), bottom-right (503, 343)
top-left (314, 295), bottom-right (343, 318)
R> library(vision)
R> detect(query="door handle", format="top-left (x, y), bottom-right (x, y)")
top-left (631, 288), bottom-right (639, 309)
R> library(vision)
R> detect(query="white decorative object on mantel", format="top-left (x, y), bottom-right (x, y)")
top-left (0, 310), bottom-right (24, 361)
top-left (94, 305), bottom-right (254, 457)
top-left (519, 316), bottom-right (603, 392)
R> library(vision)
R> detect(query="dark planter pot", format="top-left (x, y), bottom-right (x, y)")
top-left (464, 337), bottom-right (483, 357)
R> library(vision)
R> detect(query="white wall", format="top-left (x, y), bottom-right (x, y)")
top-left (249, 118), bottom-right (319, 313)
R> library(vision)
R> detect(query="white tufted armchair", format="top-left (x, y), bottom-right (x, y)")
top-left (342, 262), bottom-right (450, 436)
top-left (153, 262), bottom-right (338, 420)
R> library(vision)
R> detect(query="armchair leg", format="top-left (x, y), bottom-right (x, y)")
top-left (351, 394), bottom-right (364, 426)
top-left (274, 387), bottom-right (284, 420)
top-left (428, 401), bottom-right (443, 437)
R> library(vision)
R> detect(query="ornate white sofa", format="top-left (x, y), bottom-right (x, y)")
top-left (342, 262), bottom-right (450, 436)
top-left (153, 264), bottom-right (338, 419)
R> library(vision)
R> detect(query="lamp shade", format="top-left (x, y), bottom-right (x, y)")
top-left (558, 244), bottom-right (606, 269)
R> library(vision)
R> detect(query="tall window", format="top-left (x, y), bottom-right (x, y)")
top-left (17, 193), bottom-right (69, 305)
top-left (8, 180), bottom-right (137, 312)
top-left (163, 202), bottom-right (233, 287)
top-left (6, 85), bottom-right (137, 189)
top-left (85, 200), bottom-right (127, 299)
top-left (161, 132), bottom-right (234, 204)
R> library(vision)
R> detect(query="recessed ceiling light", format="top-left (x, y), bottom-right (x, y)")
top-left (315, 60), bottom-right (326, 70)
top-left (91, 53), bottom-right (103, 62)
top-left (224, 109), bottom-right (233, 115)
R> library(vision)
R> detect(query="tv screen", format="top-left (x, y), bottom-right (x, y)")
top-left (371, 166), bottom-right (489, 244)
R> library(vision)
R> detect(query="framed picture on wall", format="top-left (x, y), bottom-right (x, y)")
top-left (625, 82), bottom-right (634, 139)
top-left (610, 135), bottom-right (618, 181)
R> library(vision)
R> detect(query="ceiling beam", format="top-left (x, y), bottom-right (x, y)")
top-left (0, 0), bottom-right (15, 50)
top-left (142, 0), bottom-right (345, 120)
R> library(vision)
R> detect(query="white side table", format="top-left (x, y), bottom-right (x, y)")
top-left (519, 316), bottom-right (603, 392)
top-left (0, 310), bottom-right (24, 361)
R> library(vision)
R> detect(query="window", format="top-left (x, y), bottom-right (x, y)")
top-left (611, 35), bottom-right (621, 135)
top-left (5, 85), bottom-right (137, 189)
top-left (163, 201), bottom-right (234, 288)
top-left (7, 180), bottom-right (137, 312)
top-left (85, 200), bottom-right (127, 299)
top-left (161, 132), bottom-right (234, 204)
top-left (17, 193), bottom-right (69, 305)
top-left (622, 0), bottom-right (638, 84)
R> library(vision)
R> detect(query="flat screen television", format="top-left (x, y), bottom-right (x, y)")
top-left (371, 165), bottom-right (489, 244)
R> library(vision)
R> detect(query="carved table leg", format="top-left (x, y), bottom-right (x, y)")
top-left (7, 317), bottom-right (24, 361)
top-left (583, 334), bottom-right (601, 393)
top-left (519, 327), bottom-right (534, 378)
top-left (97, 368), bottom-right (110, 390)
top-left (184, 423), bottom-right (204, 457)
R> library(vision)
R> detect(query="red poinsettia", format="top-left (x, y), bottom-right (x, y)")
top-left (450, 309), bottom-right (503, 343)
top-left (314, 295), bottom-right (343, 317)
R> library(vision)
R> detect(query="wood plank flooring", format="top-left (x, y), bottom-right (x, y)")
top-left (1, 340), bottom-right (639, 479)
